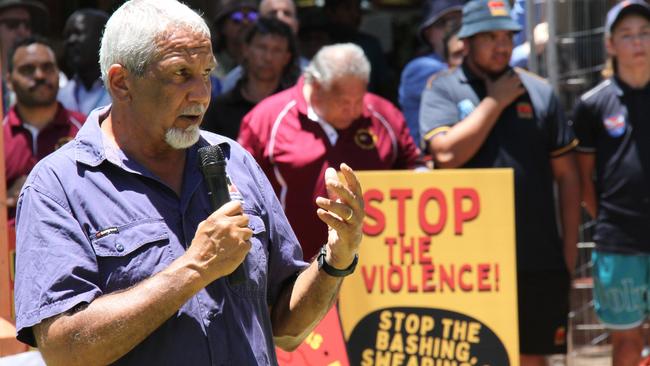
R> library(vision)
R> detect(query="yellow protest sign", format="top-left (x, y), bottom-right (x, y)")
top-left (339, 169), bottom-right (518, 366)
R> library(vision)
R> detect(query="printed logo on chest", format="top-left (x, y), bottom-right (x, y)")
top-left (516, 102), bottom-right (533, 119)
top-left (603, 113), bottom-right (626, 138)
top-left (354, 128), bottom-right (378, 150)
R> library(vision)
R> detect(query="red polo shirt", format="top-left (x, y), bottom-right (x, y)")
top-left (4, 103), bottom-right (85, 222)
top-left (239, 77), bottom-right (423, 260)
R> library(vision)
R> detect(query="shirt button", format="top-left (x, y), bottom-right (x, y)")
top-left (115, 243), bottom-right (125, 252)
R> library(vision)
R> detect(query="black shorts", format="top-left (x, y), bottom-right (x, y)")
top-left (517, 270), bottom-right (570, 355)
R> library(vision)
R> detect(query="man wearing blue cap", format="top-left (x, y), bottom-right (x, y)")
top-left (419, 1), bottom-right (581, 365)
top-left (398, 0), bottom-right (463, 145)
top-left (573, 1), bottom-right (650, 365)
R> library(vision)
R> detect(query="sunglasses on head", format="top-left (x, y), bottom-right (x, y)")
top-left (230, 10), bottom-right (258, 23)
top-left (0, 18), bottom-right (31, 30)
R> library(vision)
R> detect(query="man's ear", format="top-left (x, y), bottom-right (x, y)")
top-left (106, 64), bottom-right (131, 102)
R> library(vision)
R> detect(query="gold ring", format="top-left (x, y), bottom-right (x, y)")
top-left (344, 209), bottom-right (353, 222)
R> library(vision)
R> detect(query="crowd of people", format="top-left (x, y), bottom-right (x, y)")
top-left (2, 0), bottom-right (650, 365)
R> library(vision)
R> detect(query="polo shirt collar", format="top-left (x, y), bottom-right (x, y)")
top-left (459, 62), bottom-right (514, 84)
top-left (459, 62), bottom-right (481, 83)
top-left (6, 102), bottom-right (69, 129)
top-left (307, 105), bottom-right (339, 145)
top-left (612, 76), bottom-right (650, 96)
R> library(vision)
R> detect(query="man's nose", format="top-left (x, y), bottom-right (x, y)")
top-left (188, 75), bottom-right (211, 104)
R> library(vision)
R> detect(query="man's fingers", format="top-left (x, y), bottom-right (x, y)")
top-left (316, 208), bottom-right (348, 232)
top-left (241, 227), bottom-right (254, 241)
top-left (209, 200), bottom-right (243, 218)
top-left (316, 197), bottom-right (355, 223)
top-left (339, 163), bottom-right (362, 197)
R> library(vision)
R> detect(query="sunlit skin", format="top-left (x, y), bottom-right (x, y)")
top-left (308, 76), bottom-right (367, 130)
top-left (464, 30), bottom-right (514, 78)
top-left (104, 28), bottom-right (215, 159)
top-left (607, 14), bottom-right (650, 81)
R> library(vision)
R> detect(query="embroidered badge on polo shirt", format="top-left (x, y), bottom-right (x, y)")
top-left (516, 102), bottom-right (533, 119)
top-left (603, 114), bottom-right (626, 138)
top-left (354, 128), bottom-right (377, 150)
top-left (488, 1), bottom-right (509, 16)
top-left (457, 99), bottom-right (475, 119)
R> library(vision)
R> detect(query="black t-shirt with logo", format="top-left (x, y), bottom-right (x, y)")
top-left (420, 63), bottom-right (577, 272)
top-left (573, 77), bottom-right (650, 253)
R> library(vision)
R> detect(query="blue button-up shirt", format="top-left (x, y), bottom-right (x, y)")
top-left (14, 106), bottom-right (308, 365)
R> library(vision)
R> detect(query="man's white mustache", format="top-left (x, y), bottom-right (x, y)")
top-left (179, 105), bottom-right (206, 116)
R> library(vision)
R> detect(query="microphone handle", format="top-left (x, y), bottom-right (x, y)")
top-left (206, 171), bottom-right (247, 286)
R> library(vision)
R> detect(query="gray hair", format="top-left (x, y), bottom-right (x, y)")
top-left (304, 43), bottom-right (371, 89)
top-left (99, 0), bottom-right (210, 89)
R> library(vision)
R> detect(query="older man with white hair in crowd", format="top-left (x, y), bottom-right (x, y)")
top-left (12, 1), bottom-right (365, 365)
top-left (239, 43), bottom-right (423, 261)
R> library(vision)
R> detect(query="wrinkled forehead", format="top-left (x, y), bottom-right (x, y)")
top-left (154, 27), bottom-right (213, 59)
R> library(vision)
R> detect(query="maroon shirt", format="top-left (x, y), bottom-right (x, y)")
top-left (4, 103), bottom-right (85, 221)
top-left (239, 77), bottom-right (423, 259)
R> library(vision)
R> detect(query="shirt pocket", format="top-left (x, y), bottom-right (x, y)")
top-left (90, 218), bottom-right (173, 293)
top-left (227, 213), bottom-right (268, 298)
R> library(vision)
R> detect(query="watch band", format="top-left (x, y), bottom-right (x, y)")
top-left (317, 245), bottom-right (358, 277)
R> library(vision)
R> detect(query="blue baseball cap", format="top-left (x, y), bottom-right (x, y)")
top-left (606, 0), bottom-right (650, 35)
top-left (458, 0), bottom-right (522, 39)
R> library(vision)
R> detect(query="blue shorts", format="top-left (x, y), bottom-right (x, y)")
top-left (592, 250), bottom-right (650, 329)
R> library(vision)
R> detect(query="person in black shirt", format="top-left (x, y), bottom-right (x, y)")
top-left (202, 17), bottom-right (299, 139)
top-left (420, 1), bottom-right (580, 364)
top-left (573, 2), bottom-right (650, 365)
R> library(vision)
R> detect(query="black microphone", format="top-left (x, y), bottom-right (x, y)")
top-left (198, 145), bottom-right (246, 285)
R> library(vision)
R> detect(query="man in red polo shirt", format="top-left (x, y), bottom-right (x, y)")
top-left (239, 43), bottom-right (423, 260)
top-left (4, 36), bottom-right (84, 223)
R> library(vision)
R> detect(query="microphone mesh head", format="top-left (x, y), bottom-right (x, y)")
top-left (198, 145), bottom-right (225, 167)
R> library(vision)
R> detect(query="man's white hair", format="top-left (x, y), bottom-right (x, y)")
top-left (304, 43), bottom-right (371, 89)
top-left (99, 0), bottom-right (210, 90)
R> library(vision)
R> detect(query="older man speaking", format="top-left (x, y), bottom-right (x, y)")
top-left (12, 1), bottom-right (364, 365)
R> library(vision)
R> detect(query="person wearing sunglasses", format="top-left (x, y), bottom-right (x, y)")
top-left (212, 0), bottom-right (259, 80)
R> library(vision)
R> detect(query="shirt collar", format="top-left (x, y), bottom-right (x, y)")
top-left (612, 76), bottom-right (650, 96)
top-left (307, 105), bottom-right (339, 145)
top-left (458, 62), bottom-right (514, 84)
top-left (6, 102), bottom-right (69, 129)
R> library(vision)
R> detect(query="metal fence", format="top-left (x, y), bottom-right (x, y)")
top-left (526, 0), bottom-right (612, 364)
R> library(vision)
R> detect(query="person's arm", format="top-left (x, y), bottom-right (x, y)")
top-left (428, 71), bottom-right (525, 168)
top-left (271, 163), bottom-right (364, 351)
top-left (33, 201), bottom-right (253, 366)
top-left (576, 152), bottom-right (597, 218)
top-left (551, 153), bottom-right (581, 276)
